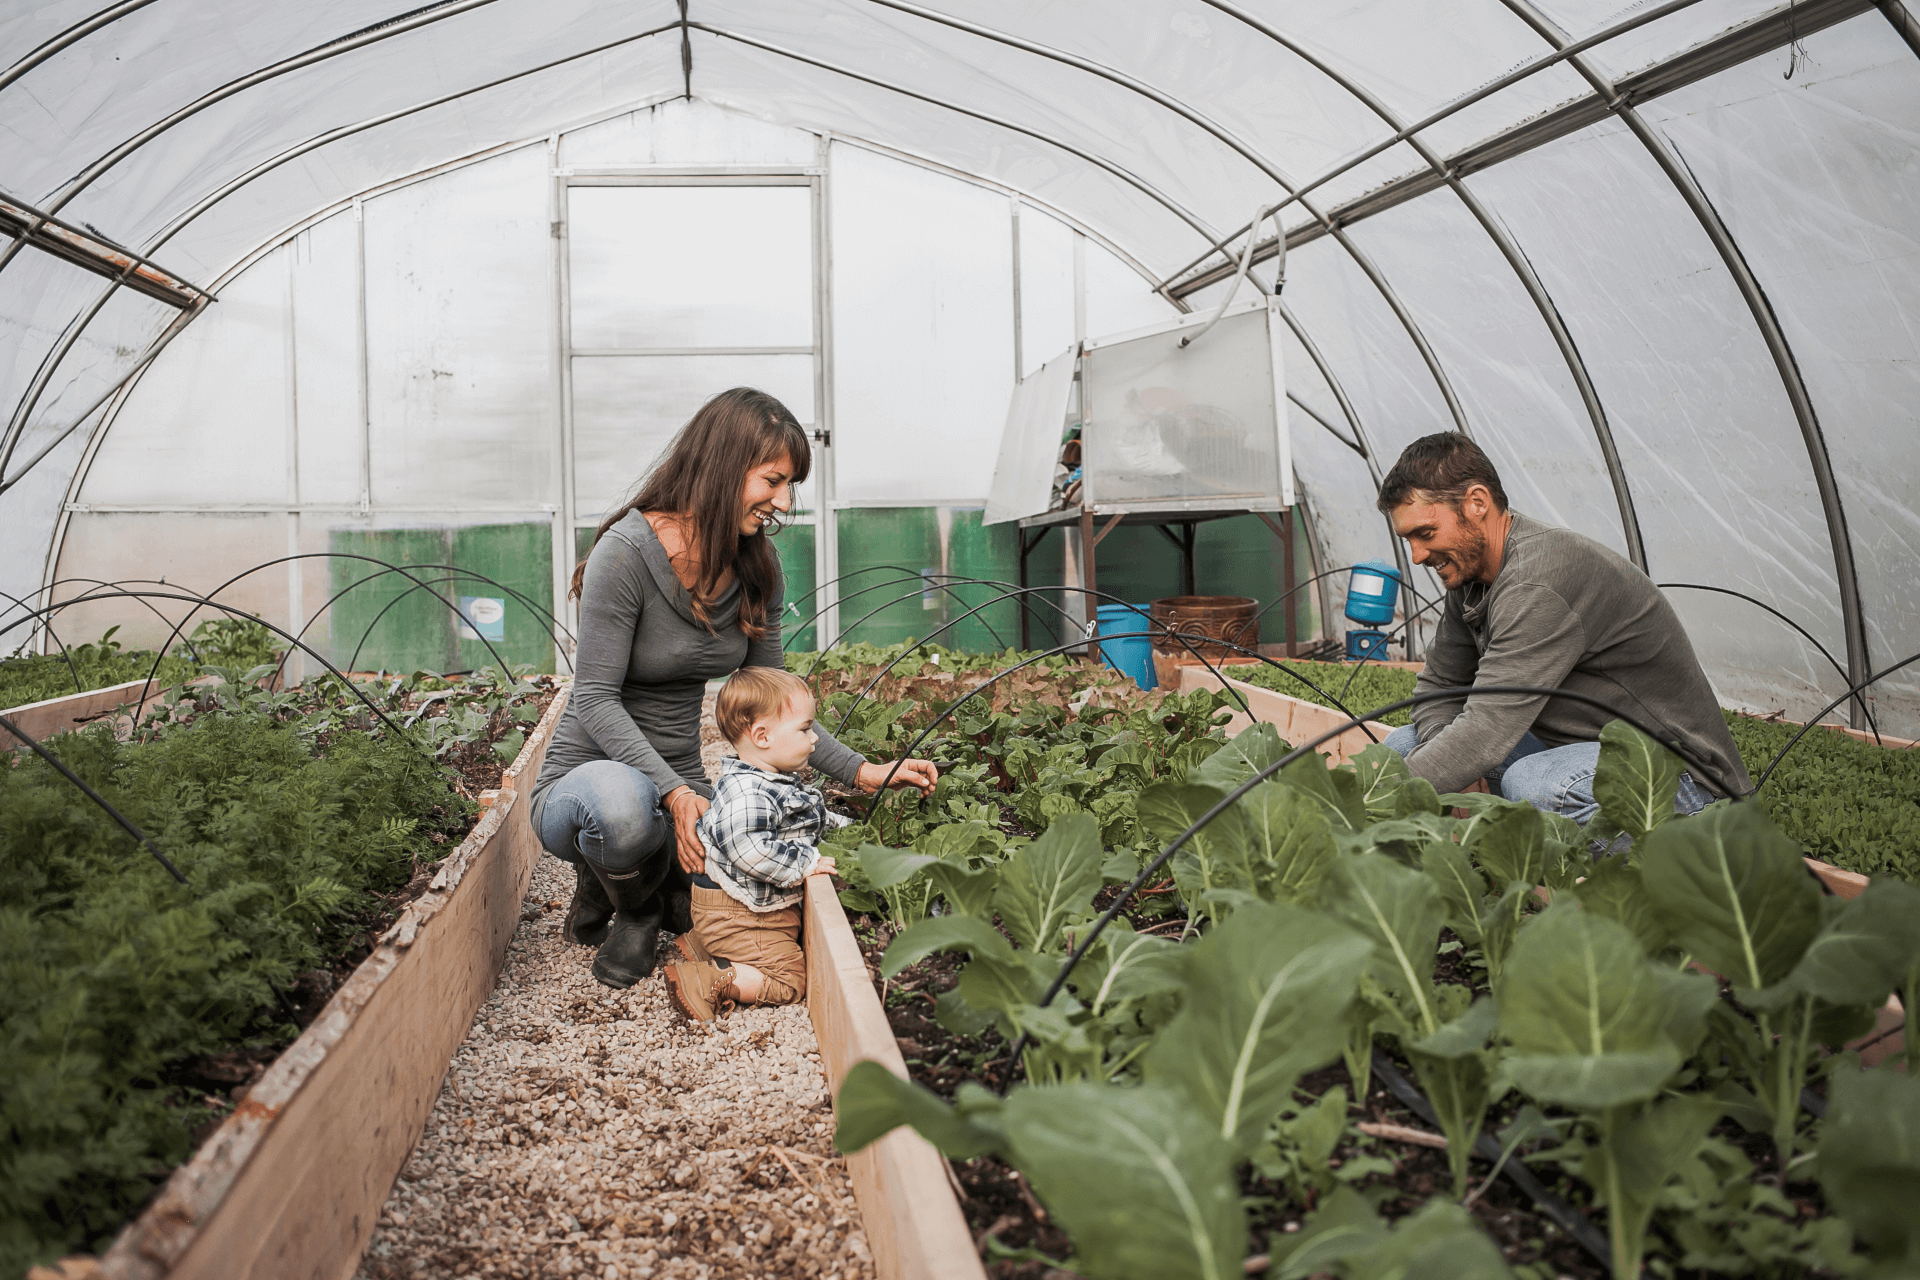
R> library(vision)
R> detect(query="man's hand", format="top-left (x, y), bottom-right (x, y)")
top-left (664, 786), bottom-right (710, 874)
top-left (855, 759), bottom-right (940, 796)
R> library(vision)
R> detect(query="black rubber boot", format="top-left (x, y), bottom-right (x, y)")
top-left (660, 861), bottom-right (694, 937)
top-left (587, 860), bottom-right (665, 989)
top-left (562, 861), bottom-right (613, 947)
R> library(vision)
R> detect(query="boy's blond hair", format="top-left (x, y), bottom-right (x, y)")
top-left (715, 666), bottom-right (812, 744)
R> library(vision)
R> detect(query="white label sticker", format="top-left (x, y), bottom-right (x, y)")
top-left (1350, 571), bottom-right (1387, 596)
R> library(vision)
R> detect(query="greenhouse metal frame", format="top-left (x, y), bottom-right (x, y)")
top-left (3, 0), bottom-right (1917, 732)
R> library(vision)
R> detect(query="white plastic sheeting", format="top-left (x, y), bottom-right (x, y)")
top-left (0, 0), bottom-right (1915, 737)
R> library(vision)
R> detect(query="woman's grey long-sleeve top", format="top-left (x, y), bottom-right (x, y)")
top-left (528, 510), bottom-right (866, 830)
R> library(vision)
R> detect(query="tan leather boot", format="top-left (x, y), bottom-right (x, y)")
top-left (663, 960), bottom-right (739, 1022)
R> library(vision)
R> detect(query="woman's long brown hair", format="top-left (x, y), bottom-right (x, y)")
top-left (571, 388), bottom-right (810, 638)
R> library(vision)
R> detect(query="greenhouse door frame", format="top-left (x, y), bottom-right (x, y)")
top-left (553, 156), bottom-right (834, 645)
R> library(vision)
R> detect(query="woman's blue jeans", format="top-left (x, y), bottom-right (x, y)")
top-left (535, 760), bottom-right (672, 875)
top-left (1380, 724), bottom-right (1714, 832)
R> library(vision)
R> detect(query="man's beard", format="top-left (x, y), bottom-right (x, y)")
top-left (1433, 525), bottom-right (1490, 586)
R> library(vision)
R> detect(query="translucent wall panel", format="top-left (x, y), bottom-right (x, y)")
top-left (1018, 207), bottom-right (1077, 379)
top-left (364, 147), bottom-right (553, 509)
top-left (569, 185), bottom-right (813, 350)
top-left (1083, 241), bottom-right (1178, 339)
top-left (560, 98), bottom-right (818, 168)
top-left (1082, 304), bottom-right (1284, 508)
top-left (55, 1), bottom-right (677, 252)
top-left (152, 45), bottom-right (683, 289)
top-left (1470, 120), bottom-right (1845, 723)
top-left (1650, 16), bottom-right (1920, 735)
top-left (290, 214), bottom-right (368, 506)
top-left (1339, 185), bottom-right (1630, 556)
top-left (571, 354), bottom-right (815, 518)
top-left (82, 247), bottom-right (293, 506)
top-left (50, 512), bottom-right (293, 651)
top-left (829, 143), bottom-right (1012, 503)
top-left (692, 33), bottom-right (1220, 277)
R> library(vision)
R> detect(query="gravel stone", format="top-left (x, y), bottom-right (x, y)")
top-left (357, 695), bottom-right (872, 1280)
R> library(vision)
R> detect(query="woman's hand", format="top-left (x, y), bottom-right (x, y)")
top-left (855, 759), bottom-right (940, 796)
top-left (664, 786), bottom-right (710, 874)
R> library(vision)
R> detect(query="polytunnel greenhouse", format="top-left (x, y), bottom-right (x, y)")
top-left (4, 1), bottom-right (1920, 1278)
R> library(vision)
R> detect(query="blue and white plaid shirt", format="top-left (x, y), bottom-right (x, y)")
top-left (696, 757), bottom-right (849, 911)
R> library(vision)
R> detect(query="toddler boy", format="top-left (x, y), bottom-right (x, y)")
top-left (664, 666), bottom-right (844, 1021)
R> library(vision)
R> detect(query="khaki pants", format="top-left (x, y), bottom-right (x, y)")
top-left (690, 886), bottom-right (806, 1006)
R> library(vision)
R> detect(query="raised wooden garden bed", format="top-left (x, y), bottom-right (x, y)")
top-left (1175, 664), bottom-right (1395, 765)
top-left (67, 689), bottom-right (569, 1280)
top-left (1, 678), bottom-right (171, 746)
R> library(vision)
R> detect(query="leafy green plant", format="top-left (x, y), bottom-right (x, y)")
top-left (806, 637), bottom-right (1920, 1278)
top-left (1725, 710), bottom-right (1920, 881)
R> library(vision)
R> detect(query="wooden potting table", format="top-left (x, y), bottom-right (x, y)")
top-left (1015, 501), bottom-right (1296, 662)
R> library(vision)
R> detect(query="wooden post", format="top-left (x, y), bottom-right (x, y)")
top-left (1017, 524), bottom-right (1031, 651)
top-left (1180, 522), bottom-right (1196, 596)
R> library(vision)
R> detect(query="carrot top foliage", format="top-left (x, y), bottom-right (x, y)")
top-left (0, 675), bottom-right (472, 1274)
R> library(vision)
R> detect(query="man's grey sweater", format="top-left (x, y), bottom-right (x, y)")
top-left (529, 511), bottom-right (865, 829)
top-left (1404, 511), bottom-right (1752, 797)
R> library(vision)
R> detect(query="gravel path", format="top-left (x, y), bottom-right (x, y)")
top-left (356, 699), bottom-right (875, 1280)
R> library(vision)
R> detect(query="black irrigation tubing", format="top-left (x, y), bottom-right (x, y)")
top-left (787, 569), bottom-right (1086, 647)
top-left (861, 628), bottom-right (1274, 821)
top-left (791, 573), bottom-right (1055, 663)
top-left (997, 684), bottom-right (1750, 1092)
top-left (1659, 582), bottom-right (1879, 744)
top-left (1756, 651), bottom-right (1920, 789)
top-left (1367, 1049), bottom-right (1612, 1268)
top-left (341, 569), bottom-right (571, 675)
top-left (0, 586), bottom-right (82, 696)
top-left (51, 576), bottom-right (211, 667)
top-left (0, 712), bottom-right (190, 886)
top-left (135, 554), bottom-right (518, 708)
top-left (831, 592), bottom-right (1265, 735)
top-left (803, 580), bottom-right (1015, 670)
top-left (1151, 629), bottom-right (1380, 742)
top-left (0, 589), bottom-right (413, 741)
top-left (1246, 563), bottom-right (1437, 632)
top-left (825, 586), bottom-right (1380, 746)
top-left (270, 556), bottom-right (576, 690)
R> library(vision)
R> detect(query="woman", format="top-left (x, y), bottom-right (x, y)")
top-left (528, 387), bottom-right (937, 990)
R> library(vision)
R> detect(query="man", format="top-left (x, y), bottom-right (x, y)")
top-left (1376, 432), bottom-right (1751, 827)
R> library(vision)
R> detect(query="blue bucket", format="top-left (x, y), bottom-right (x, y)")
top-left (1095, 603), bottom-right (1158, 689)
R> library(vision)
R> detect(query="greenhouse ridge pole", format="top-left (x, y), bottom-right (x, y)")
top-left (0, 0), bottom-right (167, 97)
top-left (1152, 0), bottom-right (1711, 293)
top-left (1162, 0), bottom-right (1873, 300)
top-left (1199, 0), bottom-right (1647, 572)
top-left (1496, 0), bottom-right (1871, 728)
top-left (1878, 0), bottom-right (1920, 55)
top-left (689, 27), bottom-right (1224, 246)
top-left (0, 0), bottom-right (507, 281)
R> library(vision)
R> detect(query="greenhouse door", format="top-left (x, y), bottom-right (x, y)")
top-left (560, 174), bottom-right (827, 640)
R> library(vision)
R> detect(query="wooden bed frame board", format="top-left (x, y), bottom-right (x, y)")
top-left (805, 877), bottom-right (987, 1280)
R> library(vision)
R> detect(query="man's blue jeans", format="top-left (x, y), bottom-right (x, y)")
top-left (1380, 724), bottom-right (1714, 830)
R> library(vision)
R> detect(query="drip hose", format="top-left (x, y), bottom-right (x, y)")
top-left (996, 683), bottom-right (1748, 1089)
top-left (0, 712), bottom-right (189, 886)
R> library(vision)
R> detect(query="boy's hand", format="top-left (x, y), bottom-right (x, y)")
top-left (855, 758), bottom-right (940, 796)
top-left (809, 855), bottom-right (838, 878)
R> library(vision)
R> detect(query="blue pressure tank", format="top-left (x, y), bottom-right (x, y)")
top-left (1343, 560), bottom-right (1402, 626)
top-left (1343, 561), bottom-right (1401, 661)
